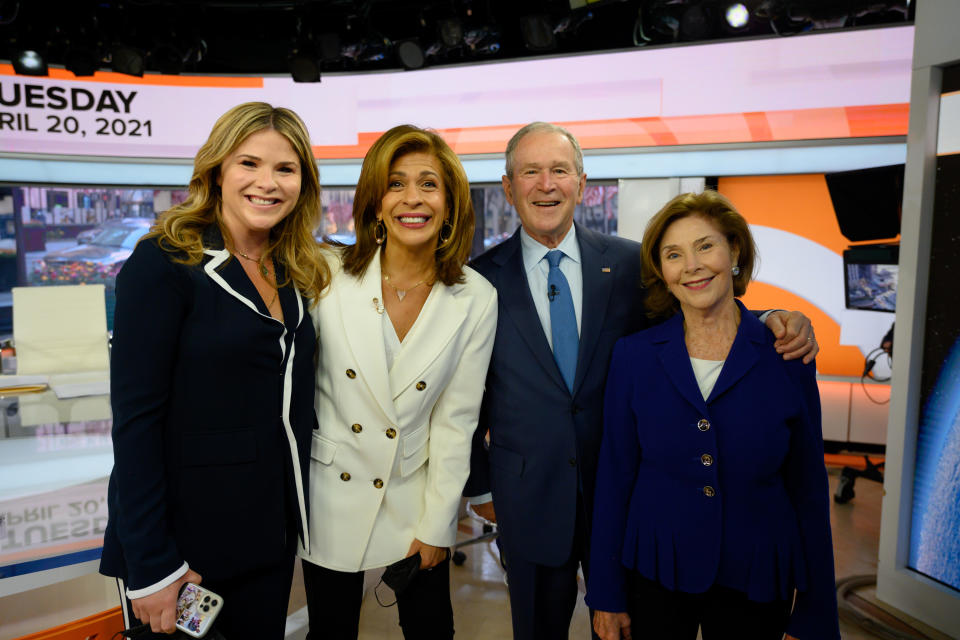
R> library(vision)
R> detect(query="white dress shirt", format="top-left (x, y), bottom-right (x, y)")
top-left (383, 306), bottom-right (403, 372)
top-left (690, 356), bottom-right (724, 400)
top-left (520, 224), bottom-right (583, 347)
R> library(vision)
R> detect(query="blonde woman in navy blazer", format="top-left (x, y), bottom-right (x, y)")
top-left (100, 103), bottom-right (329, 638)
top-left (587, 191), bottom-right (840, 640)
top-left (298, 125), bottom-right (497, 639)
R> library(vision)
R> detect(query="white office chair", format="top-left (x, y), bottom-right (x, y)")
top-left (12, 284), bottom-right (110, 375)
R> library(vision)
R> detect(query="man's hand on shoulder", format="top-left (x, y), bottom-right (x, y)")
top-left (131, 568), bottom-right (202, 634)
top-left (766, 310), bottom-right (818, 364)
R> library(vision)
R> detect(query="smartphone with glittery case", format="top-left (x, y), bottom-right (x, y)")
top-left (175, 582), bottom-right (223, 638)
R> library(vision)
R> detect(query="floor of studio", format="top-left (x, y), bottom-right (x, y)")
top-left (284, 464), bottom-right (953, 640)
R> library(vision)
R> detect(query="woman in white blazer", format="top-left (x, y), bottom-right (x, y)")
top-left (299, 125), bottom-right (497, 639)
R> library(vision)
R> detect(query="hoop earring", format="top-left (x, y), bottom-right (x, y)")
top-left (438, 220), bottom-right (454, 245)
top-left (731, 265), bottom-right (741, 276)
top-left (374, 219), bottom-right (386, 245)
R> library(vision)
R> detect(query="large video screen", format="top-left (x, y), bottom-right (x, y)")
top-left (908, 96), bottom-right (960, 591)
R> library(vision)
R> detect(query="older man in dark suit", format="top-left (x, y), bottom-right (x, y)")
top-left (464, 122), bottom-right (818, 640)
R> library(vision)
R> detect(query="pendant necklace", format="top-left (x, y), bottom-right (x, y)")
top-left (236, 250), bottom-right (270, 277)
top-left (236, 250), bottom-right (278, 311)
top-left (382, 271), bottom-right (432, 301)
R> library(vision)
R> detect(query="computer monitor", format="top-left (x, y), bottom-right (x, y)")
top-left (843, 244), bottom-right (898, 312)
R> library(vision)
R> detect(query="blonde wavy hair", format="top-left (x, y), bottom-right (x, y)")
top-left (144, 102), bottom-right (330, 303)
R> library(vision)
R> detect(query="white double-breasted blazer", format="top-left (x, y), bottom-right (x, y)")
top-left (299, 249), bottom-right (497, 572)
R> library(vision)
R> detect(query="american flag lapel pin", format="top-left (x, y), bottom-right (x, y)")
top-left (601, 267), bottom-right (611, 273)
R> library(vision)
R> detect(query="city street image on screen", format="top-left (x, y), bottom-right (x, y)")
top-left (846, 263), bottom-right (898, 311)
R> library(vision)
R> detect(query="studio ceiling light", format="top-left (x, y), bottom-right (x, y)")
top-left (64, 44), bottom-right (99, 76)
top-left (289, 47), bottom-right (320, 82)
top-left (111, 45), bottom-right (144, 77)
top-left (725, 3), bottom-right (750, 28)
top-left (397, 40), bottom-right (424, 70)
top-left (13, 49), bottom-right (47, 76)
top-left (520, 14), bottom-right (556, 51)
top-left (152, 42), bottom-right (184, 75)
top-left (437, 17), bottom-right (464, 48)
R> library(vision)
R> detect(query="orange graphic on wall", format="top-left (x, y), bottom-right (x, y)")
top-left (719, 174), bottom-right (896, 377)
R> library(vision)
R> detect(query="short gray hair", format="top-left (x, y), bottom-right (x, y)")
top-left (504, 121), bottom-right (584, 178)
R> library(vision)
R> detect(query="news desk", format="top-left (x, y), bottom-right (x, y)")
top-left (0, 390), bottom-right (112, 598)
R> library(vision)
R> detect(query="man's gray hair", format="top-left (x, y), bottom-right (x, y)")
top-left (504, 121), bottom-right (584, 178)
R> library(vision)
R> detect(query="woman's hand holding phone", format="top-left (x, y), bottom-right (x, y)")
top-left (131, 568), bottom-right (203, 634)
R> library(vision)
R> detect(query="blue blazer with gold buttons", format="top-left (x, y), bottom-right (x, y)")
top-left (586, 300), bottom-right (840, 640)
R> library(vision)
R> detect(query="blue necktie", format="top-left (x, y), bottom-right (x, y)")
top-left (546, 250), bottom-right (578, 393)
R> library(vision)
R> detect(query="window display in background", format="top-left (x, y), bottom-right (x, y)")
top-left (479, 183), bottom-right (619, 250)
top-left (316, 183), bottom-right (620, 254)
top-left (0, 187), bottom-right (189, 333)
top-left (318, 188), bottom-right (357, 244)
top-left (0, 181), bottom-right (618, 333)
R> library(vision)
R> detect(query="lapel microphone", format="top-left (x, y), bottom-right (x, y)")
top-left (548, 285), bottom-right (559, 302)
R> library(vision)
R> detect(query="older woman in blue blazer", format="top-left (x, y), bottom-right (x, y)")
top-left (298, 125), bottom-right (497, 639)
top-left (587, 191), bottom-right (839, 640)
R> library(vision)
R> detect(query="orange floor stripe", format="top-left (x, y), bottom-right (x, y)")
top-left (824, 453), bottom-right (885, 469)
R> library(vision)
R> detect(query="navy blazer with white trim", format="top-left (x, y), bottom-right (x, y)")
top-left (100, 228), bottom-right (316, 592)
